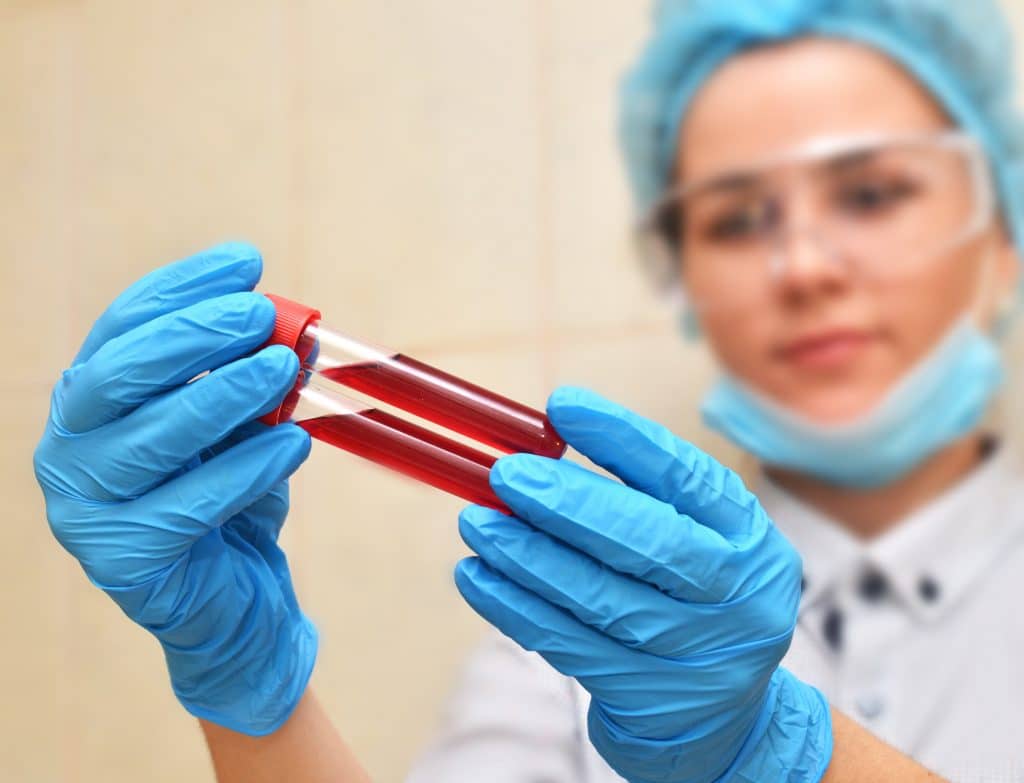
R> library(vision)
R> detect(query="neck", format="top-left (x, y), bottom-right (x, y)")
top-left (764, 434), bottom-right (989, 540)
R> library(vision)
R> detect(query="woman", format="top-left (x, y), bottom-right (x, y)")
top-left (405, 2), bottom-right (1024, 780)
top-left (33, 0), bottom-right (1024, 781)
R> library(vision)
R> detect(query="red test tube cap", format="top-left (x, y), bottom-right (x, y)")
top-left (260, 293), bottom-right (322, 425)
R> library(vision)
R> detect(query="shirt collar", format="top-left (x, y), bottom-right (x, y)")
top-left (755, 443), bottom-right (1024, 623)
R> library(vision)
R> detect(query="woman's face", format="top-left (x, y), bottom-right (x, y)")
top-left (677, 39), bottom-right (1019, 423)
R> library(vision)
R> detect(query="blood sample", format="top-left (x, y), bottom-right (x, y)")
top-left (318, 357), bottom-right (564, 458)
top-left (261, 294), bottom-right (564, 509)
top-left (300, 405), bottom-right (507, 512)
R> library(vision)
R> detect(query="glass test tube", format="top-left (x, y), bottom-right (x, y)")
top-left (262, 294), bottom-right (567, 511)
top-left (284, 375), bottom-right (509, 512)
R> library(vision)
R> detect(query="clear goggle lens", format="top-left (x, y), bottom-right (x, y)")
top-left (636, 131), bottom-right (997, 312)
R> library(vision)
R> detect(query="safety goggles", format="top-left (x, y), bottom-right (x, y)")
top-left (635, 131), bottom-right (997, 312)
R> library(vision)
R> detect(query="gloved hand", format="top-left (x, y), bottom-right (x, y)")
top-left (33, 243), bottom-right (318, 736)
top-left (455, 386), bottom-right (832, 782)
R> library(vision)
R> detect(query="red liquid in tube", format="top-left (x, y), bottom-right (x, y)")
top-left (299, 407), bottom-right (509, 513)
top-left (319, 357), bottom-right (566, 459)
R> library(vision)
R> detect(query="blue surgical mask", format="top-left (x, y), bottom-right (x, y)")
top-left (700, 316), bottom-right (1004, 488)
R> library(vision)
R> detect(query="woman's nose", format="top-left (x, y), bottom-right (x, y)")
top-left (771, 227), bottom-right (852, 298)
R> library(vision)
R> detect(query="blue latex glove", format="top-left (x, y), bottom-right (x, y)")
top-left (33, 243), bottom-right (318, 736)
top-left (455, 386), bottom-right (832, 782)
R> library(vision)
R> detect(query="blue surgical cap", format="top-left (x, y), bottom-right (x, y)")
top-left (619, 0), bottom-right (1024, 255)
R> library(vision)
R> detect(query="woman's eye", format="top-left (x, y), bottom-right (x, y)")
top-left (837, 179), bottom-right (918, 215)
top-left (703, 201), bottom-right (773, 242)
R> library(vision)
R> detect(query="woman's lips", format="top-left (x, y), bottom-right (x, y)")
top-left (776, 329), bottom-right (879, 370)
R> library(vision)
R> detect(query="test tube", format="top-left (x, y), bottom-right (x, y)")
top-left (279, 374), bottom-right (509, 512)
top-left (261, 293), bottom-right (567, 510)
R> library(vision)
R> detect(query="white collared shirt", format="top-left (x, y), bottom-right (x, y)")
top-left (406, 446), bottom-right (1024, 782)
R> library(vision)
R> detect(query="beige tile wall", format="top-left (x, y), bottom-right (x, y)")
top-left (5, 2), bottom-right (1024, 781)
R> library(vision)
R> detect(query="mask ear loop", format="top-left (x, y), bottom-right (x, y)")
top-left (981, 231), bottom-right (1023, 341)
top-left (962, 234), bottom-right (1016, 441)
top-left (956, 134), bottom-right (1018, 337)
top-left (965, 213), bottom-right (1016, 340)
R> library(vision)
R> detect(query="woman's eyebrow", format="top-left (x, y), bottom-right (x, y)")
top-left (825, 149), bottom-right (881, 172)
top-left (695, 171), bottom-right (762, 197)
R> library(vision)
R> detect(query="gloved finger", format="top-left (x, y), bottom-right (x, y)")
top-left (201, 420), bottom-right (279, 462)
top-left (455, 556), bottom-right (627, 681)
top-left (45, 345), bottom-right (299, 502)
top-left (65, 424), bottom-right (311, 589)
top-left (222, 482), bottom-right (300, 612)
top-left (546, 386), bottom-right (764, 540)
top-left (202, 424), bottom-right (294, 544)
top-left (490, 454), bottom-right (759, 603)
top-left (459, 505), bottom-right (793, 656)
top-left (224, 480), bottom-right (290, 543)
top-left (56, 291), bottom-right (275, 434)
top-left (73, 241), bottom-right (264, 366)
top-left (455, 557), bottom-right (785, 743)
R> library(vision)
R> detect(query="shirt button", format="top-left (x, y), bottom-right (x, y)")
top-left (855, 694), bottom-right (885, 721)
top-left (917, 575), bottom-right (941, 603)
top-left (857, 569), bottom-right (889, 603)
top-left (822, 606), bottom-right (844, 653)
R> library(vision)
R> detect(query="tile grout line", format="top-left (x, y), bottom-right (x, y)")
top-left (286, 0), bottom-right (308, 302)
top-left (286, 0), bottom-right (314, 596)
top-left (60, 3), bottom-right (81, 779)
top-left (533, 0), bottom-right (558, 393)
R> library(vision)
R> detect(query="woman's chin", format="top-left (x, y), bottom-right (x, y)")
top-left (784, 385), bottom-right (893, 425)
